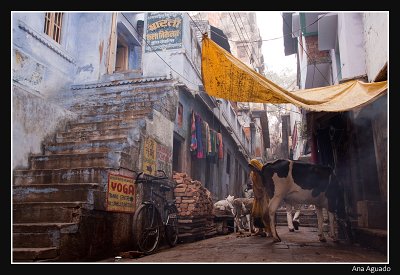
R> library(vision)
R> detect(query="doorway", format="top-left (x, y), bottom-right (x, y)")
top-left (172, 136), bottom-right (182, 173)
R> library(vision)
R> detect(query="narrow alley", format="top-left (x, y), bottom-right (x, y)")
top-left (12, 11), bottom-right (388, 265)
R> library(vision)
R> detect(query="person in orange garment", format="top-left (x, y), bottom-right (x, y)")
top-left (249, 159), bottom-right (272, 237)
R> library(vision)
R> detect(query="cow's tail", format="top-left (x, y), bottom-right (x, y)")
top-left (331, 172), bottom-right (354, 243)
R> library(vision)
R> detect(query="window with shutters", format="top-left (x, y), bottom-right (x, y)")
top-left (44, 12), bottom-right (63, 44)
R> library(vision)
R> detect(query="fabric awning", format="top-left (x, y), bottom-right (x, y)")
top-left (201, 35), bottom-right (387, 112)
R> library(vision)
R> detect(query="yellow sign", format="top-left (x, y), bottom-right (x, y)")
top-left (143, 136), bottom-right (157, 175)
top-left (107, 174), bottom-right (135, 213)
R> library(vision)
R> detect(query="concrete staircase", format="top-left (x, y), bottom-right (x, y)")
top-left (13, 78), bottom-right (177, 261)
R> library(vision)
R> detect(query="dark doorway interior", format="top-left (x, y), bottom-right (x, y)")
top-left (173, 137), bottom-right (182, 173)
top-left (353, 116), bottom-right (380, 201)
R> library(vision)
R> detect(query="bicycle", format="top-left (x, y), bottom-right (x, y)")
top-left (132, 170), bottom-right (179, 254)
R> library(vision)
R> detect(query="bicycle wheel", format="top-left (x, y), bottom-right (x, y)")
top-left (164, 205), bottom-right (179, 247)
top-left (133, 203), bottom-right (161, 254)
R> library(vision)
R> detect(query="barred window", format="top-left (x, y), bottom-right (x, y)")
top-left (44, 12), bottom-right (63, 43)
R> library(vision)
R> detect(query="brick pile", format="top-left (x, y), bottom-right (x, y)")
top-left (173, 172), bottom-right (217, 242)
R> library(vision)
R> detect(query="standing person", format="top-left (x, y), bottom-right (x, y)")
top-left (249, 159), bottom-right (271, 237)
top-left (244, 179), bottom-right (254, 199)
top-left (286, 203), bottom-right (301, 231)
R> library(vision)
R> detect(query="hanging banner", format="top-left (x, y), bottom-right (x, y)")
top-left (106, 174), bottom-right (135, 213)
top-left (145, 12), bottom-right (183, 52)
top-left (201, 36), bottom-right (387, 112)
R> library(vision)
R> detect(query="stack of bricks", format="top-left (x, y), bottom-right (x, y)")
top-left (173, 172), bottom-right (217, 242)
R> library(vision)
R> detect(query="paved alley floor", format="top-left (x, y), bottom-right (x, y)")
top-left (100, 226), bottom-right (387, 263)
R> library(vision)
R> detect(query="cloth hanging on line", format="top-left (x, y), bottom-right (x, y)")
top-left (190, 110), bottom-right (197, 155)
top-left (189, 110), bottom-right (224, 161)
top-left (217, 132), bottom-right (223, 159)
top-left (201, 35), bottom-right (387, 112)
top-left (195, 113), bottom-right (204, 159)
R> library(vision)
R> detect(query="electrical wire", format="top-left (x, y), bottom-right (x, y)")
top-left (194, 12), bottom-right (209, 35)
top-left (123, 13), bottom-right (316, 116)
top-left (237, 12), bottom-right (263, 69)
top-left (281, 13), bottom-right (331, 86)
top-left (271, 103), bottom-right (302, 114)
top-left (234, 12), bottom-right (257, 67)
top-left (333, 63), bottom-right (345, 84)
top-left (209, 12), bottom-right (328, 44)
top-left (188, 13), bottom-right (206, 35)
top-left (312, 61), bottom-right (316, 87)
top-left (191, 12), bottom-right (303, 115)
top-left (228, 13), bottom-right (256, 70)
top-left (232, 13), bottom-right (253, 61)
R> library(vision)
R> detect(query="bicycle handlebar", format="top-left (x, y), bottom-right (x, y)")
top-left (134, 170), bottom-right (169, 184)
top-left (156, 170), bottom-right (167, 178)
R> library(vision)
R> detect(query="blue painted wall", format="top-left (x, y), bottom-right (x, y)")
top-left (12, 12), bottom-right (144, 97)
top-left (174, 88), bottom-right (249, 201)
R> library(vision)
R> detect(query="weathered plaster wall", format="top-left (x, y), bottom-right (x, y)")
top-left (363, 13), bottom-right (388, 82)
top-left (73, 13), bottom-right (113, 84)
top-left (337, 13), bottom-right (366, 79)
top-left (146, 109), bottom-right (175, 148)
top-left (12, 85), bottom-right (77, 169)
top-left (12, 13), bottom-right (75, 98)
top-left (12, 12), bottom-right (116, 97)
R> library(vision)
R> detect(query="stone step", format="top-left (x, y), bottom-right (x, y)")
top-left (13, 201), bottom-right (92, 223)
top-left (29, 152), bottom-right (122, 170)
top-left (70, 92), bottom-right (156, 107)
top-left (68, 86), bottom-right (172, 107)
top-left (13, 223), bottom-right (79, 248)
top-left (44, 137), bottom-right (131, 155)
top-left (67, 117), bottom-right (145, 132)
top-left (71, 99), bottom-right (157, 116)
top-left (67, 80), bottom-right (174, 108)
top-left (99, 69), bottom-right (142, 82)
top-left (275, 209), bottom-right (318, 227)
top-left (76, 108), bottom-right (152, 124)
top-left (14, 222), bottom-right (79, 233)
top-left (13, 167), bottom-right (110, 185)
top-left (56, 127), bottom-right (134, 143)
top-left (13, 247), bottom-right (59, 262)
top-left (13, 183), bottom-right (100, 203)
top-left (14, 233), bottom-right (58, 248)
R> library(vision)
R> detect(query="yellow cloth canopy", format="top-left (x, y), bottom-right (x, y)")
top-left (201, 36), bottom-right (387, 112)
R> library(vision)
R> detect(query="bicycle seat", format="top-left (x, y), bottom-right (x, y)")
top-left (159, 185), bottom-right (171, 192)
